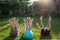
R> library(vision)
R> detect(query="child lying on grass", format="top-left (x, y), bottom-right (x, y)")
top-left (36, 16), bottom-right (51, 36)
top-left (9, 18), bottom-right (19, 37)
top-left (23, 17), bottom-right (33, 39)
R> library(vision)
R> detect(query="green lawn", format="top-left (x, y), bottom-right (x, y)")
top-left (0, 17), bottom-right (60, 40)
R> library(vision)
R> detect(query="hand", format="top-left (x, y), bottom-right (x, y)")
top-left (28, 17), bottom-right (31, 20)
top-left (27, 17), bottom-right (30, 22)
top-left (29, 18), bottom-right (33, 25)
top-left (40, 16), bottom-right (43, 20)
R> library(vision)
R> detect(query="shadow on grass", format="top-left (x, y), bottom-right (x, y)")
top-left (20, 34), bottom-right (32, 40)
top-left (0, 26), bottom-right (10, 32)
top-left (4, 36), bottom-right (16, 40)
top-left (0, 23), bottom-right (8, 27)
top-left (40, 35), bottom-right (52, 40)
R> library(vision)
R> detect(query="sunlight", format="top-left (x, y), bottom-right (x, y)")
top-left (29, 0), bottom-right (38, 2)
top-left (28, 0), bottom-right (53, 7)
top-left (28, 0), bottom-right (39, 6)
top-left (39, 0), bottom-right (53, 5)
top-left (39, 0), bottom-right (54, 12)
top-left (39, 0), bottom-right (52, 2)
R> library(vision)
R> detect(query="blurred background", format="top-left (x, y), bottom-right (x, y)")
top-left (0, 0), bottom-right (60, 18)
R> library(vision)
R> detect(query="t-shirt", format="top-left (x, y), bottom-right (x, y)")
top-left (41, 29), bottom-right (50, 36)
top-left (10, 27), bottom-right (18, 37)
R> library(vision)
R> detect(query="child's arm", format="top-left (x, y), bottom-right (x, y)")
top-left (36, 23), bottom-right (42, 29)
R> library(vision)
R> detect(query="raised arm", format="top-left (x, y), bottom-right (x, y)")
top-left (36, 23), bottom-right (42, 29)
top-left (40, 16), bottom-right (44, 28)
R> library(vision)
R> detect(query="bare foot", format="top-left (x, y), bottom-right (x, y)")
top-left (29, 18), bottom-right (33, 25)
top-left (49, 16), bottom-right (51, 21)
top-left (40, 16), bottom-right (43, 20)
top-left (28, 17), bottom-right (31, 20)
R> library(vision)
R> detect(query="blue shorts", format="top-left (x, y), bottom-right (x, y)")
top-left (23, 28), bottom-right (33, 39)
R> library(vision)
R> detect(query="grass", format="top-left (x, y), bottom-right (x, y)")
top-left (0, 17), bottom-right (60, 40)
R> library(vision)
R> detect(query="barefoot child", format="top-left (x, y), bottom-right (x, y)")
top-left (23, 17), bottom-right (33, 39)
top-left (36, 16), bottom-right (51, 36)
top-left (9, 18), bottom-right (19, 37)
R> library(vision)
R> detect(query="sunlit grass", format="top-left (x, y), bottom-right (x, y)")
top-left (0, 17), bottom-right (60, 40)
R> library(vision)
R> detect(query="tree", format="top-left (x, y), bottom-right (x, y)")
top-left (0, 0), bottom-right (31, 18)
top-left (32, 0), bottom-right (56, 17)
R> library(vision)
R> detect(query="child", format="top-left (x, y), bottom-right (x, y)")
top-left (23, 17), bottom-right (33, 39)
top-left (9, 18), bottom-right (19, 37)
top-left (36, 16), bottom-right (51, 36)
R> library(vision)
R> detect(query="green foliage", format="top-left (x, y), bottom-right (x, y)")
top-left (0, 0), bottom-right (30, 17)
top-left (0, 0), bottom-right (60, 17)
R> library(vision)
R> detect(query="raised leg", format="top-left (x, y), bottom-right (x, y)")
top-left (28, 17), bottom-right (33, 29)
top-left (23, 18), bottom-right (27, 31)
top-left (40, 16), bottom-right (44, 28)
top-left (26, 17), bottom-right (29, 28)
top-left (46, 16), bottom-right (51, 30)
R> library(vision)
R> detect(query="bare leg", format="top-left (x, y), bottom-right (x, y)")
top-left (24, 18), bottom-right (26, 31)
top-left (15, 19), bottom-right (19, 28)
top-left (40, 16), bottom-right (44, 28)
top-left (29, 17), bottom-right (33, 30)
top-left (28, 17), bottom-right (31, 29)
top-left (26, 17), bottom-right (29, 28)
top-left (46, 16), bottom-right (51, 30)
top-left (36, 23), bottom-right (42, 29)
